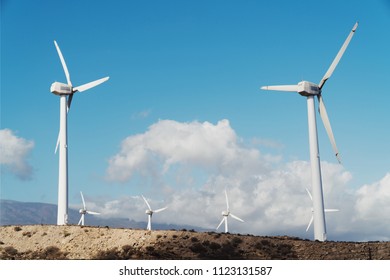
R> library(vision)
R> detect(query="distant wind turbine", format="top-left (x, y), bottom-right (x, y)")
top-left (305, 188), bottom-right (339, 232)
top-left (216, 190), bottom-right (244, 233)
top-left (142, 195), bottom-right (168, 231)
top-left (50, 40), bottom-right (109, 225)
top-left (78, 191), bottom-right (100, 226)
top-left (261, 22), bottom-right (358, 241)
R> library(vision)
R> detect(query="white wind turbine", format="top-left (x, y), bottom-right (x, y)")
top-left (216, 190), bottom-right (244, 233)
top-left (78, 191), bottom-right (101, 226)
top-left (142, 195), bottom-right (168, 231)
top-left (50, 40), bottom-right (109, 225)
top-left (305, 188), bottom-right (339, 233)
top-left (261, 22), bottom-right (358, 241)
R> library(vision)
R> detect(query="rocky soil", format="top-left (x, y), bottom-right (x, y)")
top-left (0, 225), bottom-right (389, 260)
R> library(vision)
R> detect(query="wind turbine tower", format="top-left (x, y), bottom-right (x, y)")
top-left (50, 41), bottom-right (109, 225)
top-left (261, 23), bottom-right (358, 241)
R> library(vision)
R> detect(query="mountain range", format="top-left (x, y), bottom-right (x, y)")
top-left (0, 199), bottom-right (206, 231)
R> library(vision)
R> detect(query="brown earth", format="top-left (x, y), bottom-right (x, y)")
top-left (0, 225), bottom-right (389, 260)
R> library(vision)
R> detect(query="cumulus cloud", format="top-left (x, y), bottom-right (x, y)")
top-left (106, 119), bottom-right (272, 183)
top-left (0, 129), bottom-right (34, 180)
top-left (102, 119), bottom-right (390, 241)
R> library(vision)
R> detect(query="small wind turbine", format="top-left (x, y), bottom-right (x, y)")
top-left (216, 190), bottom-right (244, 233)
top-left (50, 40), bottom-right (109, 225)
top-left (261, 22), bottom-right (358, 241)
top-left (142, 195), bottom-right (168, 231)
top-left (78, 191), bottom-right (101, 226)
top-left (305, 188), bottom-right (339, 232)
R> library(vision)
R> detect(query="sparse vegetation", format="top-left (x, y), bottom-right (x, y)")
top-left (189, 242), bottom-right (207, 254)
top-left (0, 225), bottom-right (389, 260)
top-left (14, 226), bottom-right (22, 232)
top-left (22, 231), bottom-right (32, 237)
top-left (2, 246), bottom-right (18, 258)
top-left (33, 246), bottom-right (68, 260)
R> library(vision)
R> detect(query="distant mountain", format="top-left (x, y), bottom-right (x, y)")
top-left (0, 200), bottom-right (207, 231)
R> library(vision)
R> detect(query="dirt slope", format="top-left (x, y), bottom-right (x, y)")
top-left (1, 225), bottom-right (389, 260)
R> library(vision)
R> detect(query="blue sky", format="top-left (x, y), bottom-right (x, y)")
top-left (1, 0), bottom-right (390, 241)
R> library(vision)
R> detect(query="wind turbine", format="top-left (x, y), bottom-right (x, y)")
top-left (216, 190), bottom-right (244, 233)
top-left (50, 40), bottom-right (109, 225)
top-left (78, 191), bottom-right (101, 226)
top-left (305, 188), bottom-right (339, 232)
top-left (142, 195), bottom-right (168, 231)
top-left (261, 22), bottom-right (358, 241)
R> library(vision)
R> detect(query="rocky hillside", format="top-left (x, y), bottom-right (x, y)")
top-left (1, 225), bottom-right (389, 260)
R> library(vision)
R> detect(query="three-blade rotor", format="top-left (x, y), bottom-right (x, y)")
top-left (142, 195), bottom-right (167, 230)
top-left (78, 191), bottom-right (100, 226)
top-left (260, 22), bottom-right (358, 164)
top-left (52, 40), bottom-right (109, 153)
top-left (216, 190), bottom-right (244, 232)
top-left (305, 188), bottom-right (339, 232)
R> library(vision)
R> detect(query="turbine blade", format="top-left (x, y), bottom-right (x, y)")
top-left (86, 211), bottom-right (101, 215)
top-left (306, 215), bottom-right (314, 232)
top-left (318, 22), bottom-right (358, 89)
top-left (54, 131), bottom-right (60, 154)
top-left (73, 77), bottom-right (109, 92)
top-left (224, 189), bottom-right (230, 211)
top-left (318, 95), bottom-right (341, 163)
top-left (67, 94), bottom-right (74, 112)
top-left (216, 217), bottom-right (225, 230)
top-left (325, 209), bottom-right (339, 212)
top-left (230, 213), bottom-right (244, 223)
top-left (54, 40), bottom-right (72, 86)
top-left (80, 191), bottom-right (86, 210)
top-left (261, 85), bottom-right (299, 92)
top-left (78, 215), bottom-right (83, 226)
top-left (154, 207), bottom-right (168, 213)
top-left (305, 188), bottom-right (313, 201)
top-left (142, 195), bottom-right (152, 211)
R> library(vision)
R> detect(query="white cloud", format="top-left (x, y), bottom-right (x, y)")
top-left (106, 119), bottom-right (272, 183)
top-left (102, 119), bottom-right (390, 241)
top-left (0, 129), bottom-right (34, 180)
top-left (355, 173), bottom-right (390, 220)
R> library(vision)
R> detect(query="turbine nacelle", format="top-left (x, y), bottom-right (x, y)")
top-left (50, 82), bottom-right (74, 95)
top-left (222, 211), bottom-right (229, 217)
top-left (145, 210), bottom-right (153, 215)
top-left (297, 81), bottom-right (320, 96)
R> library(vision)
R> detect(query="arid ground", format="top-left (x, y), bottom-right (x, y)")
top-left (0, 225), bottom-right (389, 260)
